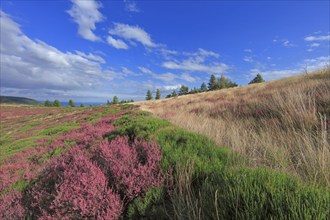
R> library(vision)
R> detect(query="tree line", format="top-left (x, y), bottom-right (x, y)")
top-left (145, 73), bottom-right (264, 100)
top-left (44, 99), bottom-right (84, 107)
top-left (107, 96), bottom-right (134, 105)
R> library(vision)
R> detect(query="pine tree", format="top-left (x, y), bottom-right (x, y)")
top-left (249, 74), bottom-right (265, 84)
top-left (113, 96), bottom-right (118, 104)
top-left (200, 82), bottom-right (207, 92)
top-left (179, 85), bottom-right (189, 96)
top-left (208, 74), bottom-right (217, 90)
top-left (146, 90), bottom-right (153, 100)
top-left (155, 89), bottom-right (161, 100)
top-left (80, 104), bottom-right (84, 107)
top-left (68, 99), bottom-right (75, 107)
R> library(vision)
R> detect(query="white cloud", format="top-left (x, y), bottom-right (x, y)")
top-left (304, 35), bottom-right (330, 41)
top-left (196, 48), bottom-right (220, 58)
top-left (121, 67), bottom-right (140, 76)
top-left (161, 48), bottom-right (227, 73)
top-left (273, 37), bottom-right (295, 47)
top-left (138, 67), bottom-right (197, 82)
top-left (124, 0), bottom-right (140, 12)
top-left (243, 56), bottom-right (253, 63)
top-left (163, 84), bottom-right (182, 91)
top-left (162, 60), bottom-right (228, 74)
top-left (75, 51), bottom-right (105, 63)
top-left (306, 42), bottom-right (321, 52)
top-left (244, 49), bottom-right (252, 53)
top-left (67, 0), bottom-right (104, 41)
top-left (109, 23), bottom-right (156, 47)
top-left (107, 35), bottom-right (129, 49)
top-left (138, 67), bottom-right (153, 74)
top-left (0, 11), bottom-right (116, 93)
top-left (282, 40), bottom-right (295, 47)
top-left (183, 48), bottom-right (220, 59)
top-left (309, 43), bottom-right (321, 47)
top-left (180, 73), bottom-right (197, 83)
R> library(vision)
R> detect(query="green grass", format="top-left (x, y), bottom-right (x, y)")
top-left (0, 136), bottom-right (47, 162)
top-left (111, 111), bottom-right (330, 219)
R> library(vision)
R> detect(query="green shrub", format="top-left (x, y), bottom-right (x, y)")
top-left (109, 114), bottom-right (169, 141)
top-left (126, 187), bottom-right (168, 219)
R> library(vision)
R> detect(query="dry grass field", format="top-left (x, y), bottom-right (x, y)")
top-left (137, 69), bottom-right (330, 186)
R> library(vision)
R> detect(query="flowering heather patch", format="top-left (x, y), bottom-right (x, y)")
top-left (0, 191), bottom-right (25, 219)
top-left (24, 147), bottom-right (122, 219)
top-left (96, 136), bottom-right (165, 200)
top-left (62, 118), bottom-right (116, 150)
top-left (0, 104), bottom-right (169, 218)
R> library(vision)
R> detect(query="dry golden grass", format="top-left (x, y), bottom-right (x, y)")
top-left (137, 69), bottom-right (330, 186)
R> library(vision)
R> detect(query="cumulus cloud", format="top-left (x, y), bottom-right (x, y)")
top-left (304, 35), bottom-right (330, 41)
top-left (109, 23), bottom-right (156, 47)
top-left (107, 36), bottom-right (129, 49)
top-left (0, 11), bottom-right (108, 92)
top-left (67, 0), bottom-right (104, 41)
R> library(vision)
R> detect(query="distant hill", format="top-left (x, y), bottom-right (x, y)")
top-left (0, 96), bottom-right (41, 105)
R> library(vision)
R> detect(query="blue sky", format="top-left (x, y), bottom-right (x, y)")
top-left (1, 0), bottom-right (329, 102)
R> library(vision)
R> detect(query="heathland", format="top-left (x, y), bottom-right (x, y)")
top-left (0, 69), bottom-right (329, 219)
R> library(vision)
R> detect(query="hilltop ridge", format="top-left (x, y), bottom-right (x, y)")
top-left (0, 96), bottom-right (41, 105)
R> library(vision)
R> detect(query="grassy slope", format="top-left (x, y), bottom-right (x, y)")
top-left (136, 69), bottom-right (330, 186)
top-left (0, 104), bottom-right (329, 219)
top-left (0, 96), bottom-right (41, 105)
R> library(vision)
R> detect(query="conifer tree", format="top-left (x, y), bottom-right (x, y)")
top-left (249, 74), bottom-right (265, 84)
top-left (171, 90), bottom-right (177, 97)
top-left (155, 89), bottom-right (161, 100)
top-left (208, 74), bottom-right (217, 90)
top-left (146, 90), bottom-right (153, 100)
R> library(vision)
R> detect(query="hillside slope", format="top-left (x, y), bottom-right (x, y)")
top-left (137, 69), bottom-right (330, 185)
top-left (0, 96), bottom-right (41, 105)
